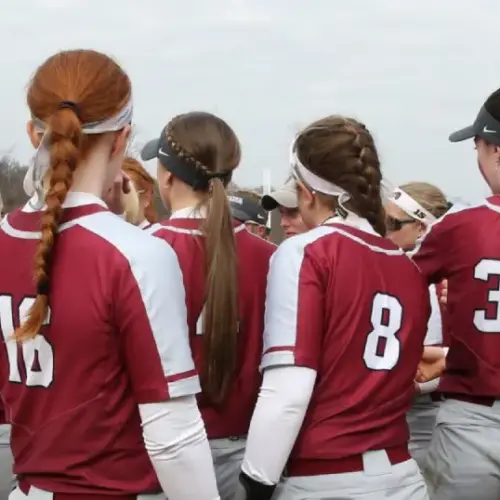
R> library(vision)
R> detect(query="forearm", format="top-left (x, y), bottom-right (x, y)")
top-left (237, 366), bottom-right (316, 499)
top-left (139, 397), bottom-right (219, 500)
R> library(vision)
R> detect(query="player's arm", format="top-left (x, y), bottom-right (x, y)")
top-left (408, 214), bottom-right (455, 284)
top-left (114, 238), bottom-right (219, 500)
top-left (236, 238), bottom-right (323, 500)
top-left (416, 346), bottom-right (448, 384)
top-left (416, 285), bottom-right (443, 394)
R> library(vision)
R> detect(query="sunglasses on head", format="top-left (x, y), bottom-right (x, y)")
top-left (386, 216), bottom-right (416, 232)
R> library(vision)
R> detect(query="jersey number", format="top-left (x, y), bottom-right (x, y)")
top-left (363, 293), bottom-right (403, 371)
top-left (0, 295), bottom-right (54, 387)
top-left (473, 259), bottom-right (500, 333)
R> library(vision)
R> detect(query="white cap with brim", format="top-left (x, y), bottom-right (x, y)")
top-left (261, 178), bottom-right (298, 211)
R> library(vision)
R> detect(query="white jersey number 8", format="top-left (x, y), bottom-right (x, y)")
top-left (0, 295), bottom-right (54, 387)
top-left (363, 292), bottom-right (403, 371)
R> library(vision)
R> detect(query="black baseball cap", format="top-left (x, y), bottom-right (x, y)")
top-left (228, 194), bottom-right (268, 226)
top-left (449, 95), bottom-right (500, 146)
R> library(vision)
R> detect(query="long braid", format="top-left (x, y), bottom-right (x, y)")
top-left (342, 119), bottom-right (386, 236)
top-left (14, 108), bottom-right (81, 341)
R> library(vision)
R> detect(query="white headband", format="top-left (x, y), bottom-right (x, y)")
top-left (24, 95), bottom-right (134, 206)
top-left (289, 138), bottom-right (350, 202)
top-left (389, 187), bottom-right (436, 225)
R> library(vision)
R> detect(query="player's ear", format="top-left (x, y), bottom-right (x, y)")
top-left (296, 179), bottom-right (314, 207)
top-left (494, 144), bottom-right (500, 166)
top-left (26, 120), bottom-right (42, 149)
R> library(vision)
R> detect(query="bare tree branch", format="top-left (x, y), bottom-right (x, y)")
top-left (0, 156), bottom-right (29, 213)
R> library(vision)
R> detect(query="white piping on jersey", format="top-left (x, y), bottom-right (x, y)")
top-left (170, 206), bottom-right (207, 220)
top-left (485, 198), bottom-right (500, 214)
top-left (148, 223), bottom-right (246, 237)
top-left (147, 204), bottom-right (247, 237)
top-left (1, 215), bottom-right (84, 240)
top-left (21, 192), bottom-right (108, 213)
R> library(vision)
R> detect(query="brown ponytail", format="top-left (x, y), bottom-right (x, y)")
top-left (295, 115), bottom-right (386, 236)
top-left (203, 177), bottom-right (238, 404)
top-left (165, 112), bottom-right (240, 404)
top-left (16, 49), bottom-right (132, 341)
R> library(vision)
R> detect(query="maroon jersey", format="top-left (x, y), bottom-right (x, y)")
top-left (0, 193), bottom-right (199, 494)
top-left (411, 197), bottom-right (500, 396)
top-left (148, 207), bottom-right (275, 438)
top-left (262, 215), bottom-right (430, 459)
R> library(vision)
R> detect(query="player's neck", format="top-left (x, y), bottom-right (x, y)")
top-left (168, 191), bottom-right (205, 215)
top-left (70, 154), bottom-right (109, 199)
top-left (310, 207), bottom-right (335, 227)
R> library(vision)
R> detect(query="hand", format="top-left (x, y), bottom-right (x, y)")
top-left (439, 279), bottom-right (448, 305)
top-left (416, 346), bottom-right (446, 383)
top-left (103, 171), bottom-right (131, 215)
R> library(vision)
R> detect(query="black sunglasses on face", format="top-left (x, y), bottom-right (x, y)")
top-left (386, 216), bottom-right (416, 232)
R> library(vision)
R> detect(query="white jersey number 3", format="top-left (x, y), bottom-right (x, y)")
top-left (0, 295), bottom-right (54, 387)
top-left (473, 259), bottom-right (500, 333)
top-left (363, 292), bottom-right (403, 371)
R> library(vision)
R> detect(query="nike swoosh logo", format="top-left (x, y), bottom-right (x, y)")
top-left (483, 125), bottom-right (496, 133)
top-left (158, 148), bottom-right (170, 157)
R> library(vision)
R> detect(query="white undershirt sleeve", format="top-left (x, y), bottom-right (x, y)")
top-left (418, 378), bottom-right (440, 394)
top-left (139, 396), bottom-right (220, 500)
top-left (423, 285), bottom-right (443, 346)
top-left (242, 366), bottom-right (317, 485)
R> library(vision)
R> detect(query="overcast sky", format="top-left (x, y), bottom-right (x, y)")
top-left (0, 0), bottom-right (499, 201)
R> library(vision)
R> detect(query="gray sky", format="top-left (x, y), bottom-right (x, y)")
top-left (1, 0), bottom-right (499, 201)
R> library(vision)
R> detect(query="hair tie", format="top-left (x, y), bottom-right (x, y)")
top-left (37, 278), bottom-right (50, 297)
top-left (58, 101), bottom-right (82, 121)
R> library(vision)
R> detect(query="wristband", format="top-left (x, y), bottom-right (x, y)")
top-left (233, 471), bottom-right (276, 500)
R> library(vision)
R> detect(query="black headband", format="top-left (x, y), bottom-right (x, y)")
top-left (156, 134), bottom-right (231, 192)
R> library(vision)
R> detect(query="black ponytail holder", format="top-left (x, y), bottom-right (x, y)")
top-left (37, 279), bottom-right (50, 297)
top-left (58, 101), bottom-right (82, 121)
top-left (446, 201), bottom-right (454, 210)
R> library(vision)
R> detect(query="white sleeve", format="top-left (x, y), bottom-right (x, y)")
top-left (423, 285), bottom-right (443, 345)
top-left (418, 378), bottom-right (440, 394)
top-left (139, 397), bottom-right (220, 500)
top-left (242, 366), bottom-right (316, 485)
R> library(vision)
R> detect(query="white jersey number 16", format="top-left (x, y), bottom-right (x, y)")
top-left (0, 294), bottom-right (54, 387)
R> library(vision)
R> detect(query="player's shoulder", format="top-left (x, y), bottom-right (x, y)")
top-left (77, 212), bottom-right (179, 269)
top-left (433, 198), bottom-right (496, 228)
top-left (273, 225), bottom-right (335, 262)
top-left (238, 227), bottom-right (277, 256)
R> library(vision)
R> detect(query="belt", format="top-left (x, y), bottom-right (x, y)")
top-left (18, 479), bottom-right (141, 499)
top-left (442, 392), bottom-right (496, 407)
top-left (286, 444), bottom-right (410, 477)
top-left (430, 391), bottom-right (442, 402)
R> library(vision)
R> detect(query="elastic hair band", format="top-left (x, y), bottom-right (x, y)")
top-left (37, 279), bottom-right (50, 297)
top-left (58, 101), bottom-right (82, 121)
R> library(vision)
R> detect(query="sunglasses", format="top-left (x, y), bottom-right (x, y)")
top-left (386, 216), bottom-right (416, 232)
